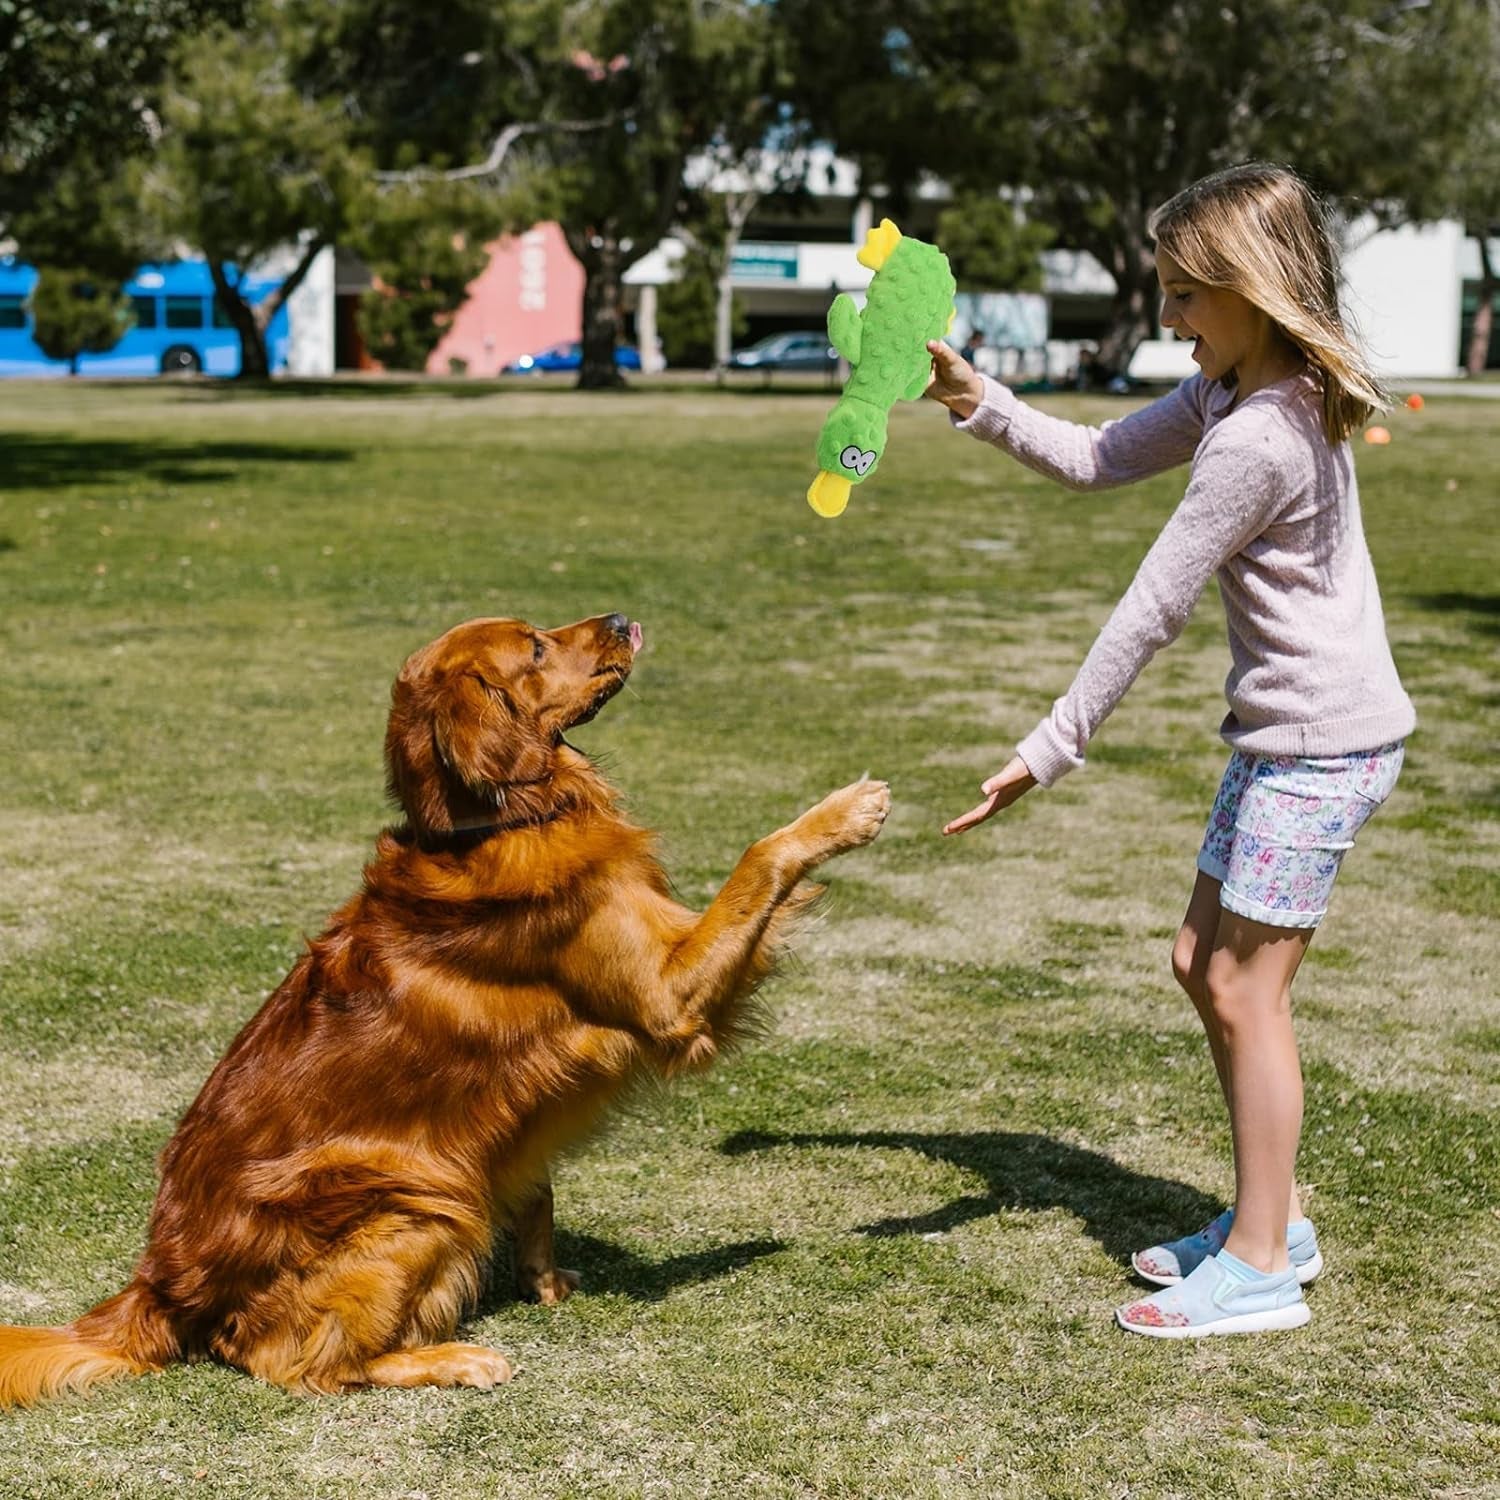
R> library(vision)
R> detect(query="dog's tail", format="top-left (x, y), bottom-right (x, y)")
top-left (0, 1280), bottom-right (179, 1409)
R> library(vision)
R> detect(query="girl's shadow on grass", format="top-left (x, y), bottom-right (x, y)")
top-left (720, 1129), bottom-right (1222, 1265)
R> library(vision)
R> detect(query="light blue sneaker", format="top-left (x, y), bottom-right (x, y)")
top-left (1117, 1250), bottom-right (1311, 1339)
top-left (1132, 1210), bottom-right (1322, 1287)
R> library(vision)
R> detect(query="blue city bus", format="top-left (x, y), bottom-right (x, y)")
top-left (0, 259), bottom-right (290, 377)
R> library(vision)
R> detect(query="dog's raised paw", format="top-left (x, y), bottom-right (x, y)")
top-left (802, 777), bottom-right (891, 859)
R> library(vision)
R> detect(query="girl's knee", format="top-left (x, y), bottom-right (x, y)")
top-left (1171, 930), bottom-right (1207, 1004)
top-left (1203, 952), bottom-right (1290, 1030)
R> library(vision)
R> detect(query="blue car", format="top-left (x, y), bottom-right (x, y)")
top-left (503, 340), bottom-right (641, 374)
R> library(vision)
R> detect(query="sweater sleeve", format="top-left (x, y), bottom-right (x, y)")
top-left (952, 373), bottom-right (1209, 490)
top-left (1016, 425), bottom-right (1292, 787)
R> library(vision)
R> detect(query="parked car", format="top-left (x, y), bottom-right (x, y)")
top-left (502, 341), bottom-right (641, 374)
top-left (728, 330), bottom-right (837, 372)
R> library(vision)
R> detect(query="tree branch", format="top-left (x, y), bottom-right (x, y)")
top-left (374, 116), bottom-right (621, 185)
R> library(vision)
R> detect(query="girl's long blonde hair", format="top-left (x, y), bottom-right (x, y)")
top-left (1149, 163), bottom-right (1387, 444)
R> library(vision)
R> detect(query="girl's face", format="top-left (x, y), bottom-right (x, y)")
top-left (1155, 247), bottom-right (1270, 384)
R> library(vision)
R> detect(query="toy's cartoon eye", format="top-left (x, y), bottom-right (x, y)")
top-left (839, 444), bottom-right (878, 476)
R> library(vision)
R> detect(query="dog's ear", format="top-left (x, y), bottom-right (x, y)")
top-left (386, 669), bottom-right (553, 833)
top-left (432, 671), bottom-right (553, 795)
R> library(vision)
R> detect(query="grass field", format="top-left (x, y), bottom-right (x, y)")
top-left (0, 377), bottom-right (1496, 1499)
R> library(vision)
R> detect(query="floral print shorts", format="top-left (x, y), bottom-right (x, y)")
top-left (1197, 741), bottom-right (1406, 929)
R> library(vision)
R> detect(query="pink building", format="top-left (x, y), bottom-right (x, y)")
top-left (425, 222), bottom-right (585, 376)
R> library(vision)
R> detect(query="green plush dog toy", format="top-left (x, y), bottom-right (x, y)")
top-left (807, 218), bottom-right (957, 517)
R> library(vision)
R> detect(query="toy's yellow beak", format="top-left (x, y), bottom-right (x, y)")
top-left (856, 218), bottom-right (903, 273)
top-left (807, 470), bottom-right (852, 517)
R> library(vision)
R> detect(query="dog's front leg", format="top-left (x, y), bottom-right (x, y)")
top-left (664, 777), bottom-right (890, 1030)
top-left (509, 1175), bottom-right (581, 1305)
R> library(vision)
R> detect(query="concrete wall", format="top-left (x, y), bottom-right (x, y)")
top-left (1342, 217), bottom-right (1464, 380)
top-left (283, 244), bottom-right (335, 377)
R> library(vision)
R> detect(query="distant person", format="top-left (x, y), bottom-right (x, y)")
top-left (925, 163), bottom-right (1413, 1338)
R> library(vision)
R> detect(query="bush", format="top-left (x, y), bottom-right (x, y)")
top-left (27, 268), bottom-right (135, 374)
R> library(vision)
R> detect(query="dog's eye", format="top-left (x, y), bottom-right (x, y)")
top-left (532, 638), bottom-right (545, 663)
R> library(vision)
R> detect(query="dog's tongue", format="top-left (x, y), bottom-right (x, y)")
top-left (629, 620), bottom-right (644, 653)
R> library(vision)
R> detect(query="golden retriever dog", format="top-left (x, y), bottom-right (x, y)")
top-left (0, 613), bottom-right (889, 1404)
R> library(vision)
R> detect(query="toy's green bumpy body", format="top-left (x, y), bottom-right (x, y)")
top-left (807, 219), bottom-right (957, 517)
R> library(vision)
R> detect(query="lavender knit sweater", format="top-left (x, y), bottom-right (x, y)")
top-left (953, 370), bottom-right (1415, 787)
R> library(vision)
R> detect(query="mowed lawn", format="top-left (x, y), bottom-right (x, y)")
top-left (0, 377), bottom-right (1496, 1500)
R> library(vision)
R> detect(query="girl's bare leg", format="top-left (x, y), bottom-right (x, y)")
top-left (1201, 909), bottom-right (1314, 1272)
top-left (1173, 872), bottom-right (1307, 1227)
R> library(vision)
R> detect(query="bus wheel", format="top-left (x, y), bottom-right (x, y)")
top-left (160, 345), bottom-right (202, 375)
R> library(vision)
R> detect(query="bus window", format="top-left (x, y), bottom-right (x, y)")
top-left (131, 296), bottom-right (159, 330)
top-left (212, 297), bottom-right (236, 329)
top-left (165, 296), bottom-right (205, 329)
top-left (0, 296), bottom-right (26, 329)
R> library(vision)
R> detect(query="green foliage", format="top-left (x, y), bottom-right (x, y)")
top-left (147, 18), bottom-right (366, 274)
top-left (287, 0), bottom-right (518, 169)
top-left (8, 155), bottom-right (158, 284)
top-left (509, 0), bottom-right (791, 387)
top-left (0, 0), bottom-right (244, 235)
top-left (936, 194), bottom-right (1052, 293)
top-left (26, 267), bottom-right (135, 372)
top-left (352, 183), bottom-right (501, 371)
top-left (142, 6), bottom-right (370, 375)
top-left (657, 224), bottom-right (747, 369)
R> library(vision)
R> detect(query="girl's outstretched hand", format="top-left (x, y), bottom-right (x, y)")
top-left (943, 755), bottom-right (1037, 836)
top-left (924, 339), bottom-right (984, 419)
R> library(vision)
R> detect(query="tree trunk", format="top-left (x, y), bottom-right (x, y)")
top-left (1465, 227), bottom-right (1496, 377)
top-left (713, 192), bottom-right (757, 383)
top-left (572, 232), bottom-right (627, 391)
top-left (209, 260), bottom-right (270, 380)
top-left (1096, 226), bottom-right (1158, 381)
top-left (209, 239), bottom-right (326, 382)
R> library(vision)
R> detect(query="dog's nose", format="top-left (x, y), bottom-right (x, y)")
top-left (603, 613), bottom-right (630, 640)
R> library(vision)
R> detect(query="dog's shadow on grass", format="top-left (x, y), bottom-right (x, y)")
top-left (484, 1232), bottom-right (785, 1310)
top-left (720, 1129), bottom-right (1222, 1266)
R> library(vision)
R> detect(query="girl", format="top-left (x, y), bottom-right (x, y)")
top-left (926, 163), bottom-right (1413, 1338)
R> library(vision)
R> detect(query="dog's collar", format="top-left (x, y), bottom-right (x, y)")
top-left (413, 806), bottom-right (567, 853)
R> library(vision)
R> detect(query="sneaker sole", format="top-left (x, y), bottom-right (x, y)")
top-left (1116, 1300), bottom-right (1312, 1339)
top-left (1131, 1248), bottom-right (1323, 1289)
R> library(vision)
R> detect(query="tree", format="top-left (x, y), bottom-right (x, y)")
top-left (781, 0), bottom-right (1495, 375)
top-left (521, 1), bottom-right (791, 389)
top-left (143, 11), bottom-right (368, 378)
top-left (1444, 4), bottom-right (1500, 374)
top-left (345, 0), bottom-right (794, 389)
top-left (0, 0), bottom-right (243, 239)
top-left (353, 181), bottom-right (502, 371)
top-left (936, 194), bottom-right (1051, 293)
top-left (656, 206), bottom-right (749, 368)
top-left (27, 267), bottom-right (134, 374)
top-left (6, 154), bottom-right (155, 286)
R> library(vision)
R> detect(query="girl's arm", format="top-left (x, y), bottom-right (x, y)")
top-left (1015, 429), bottom-right (1294, 788)
top-left (927, 342), bottom-right (1208, 491)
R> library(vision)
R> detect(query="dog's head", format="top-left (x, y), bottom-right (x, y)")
top-left (385, 613), bottom-right (641, 835)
